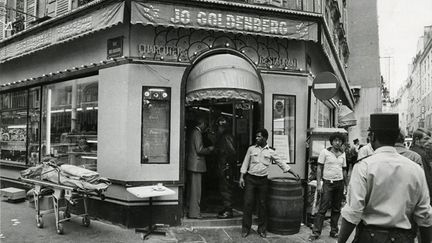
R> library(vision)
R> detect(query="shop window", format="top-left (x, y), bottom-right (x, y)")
top-left (41, 77), bottom-right (98, 171)
top-left (141, 87), bottom-right (170, 164)
top-left (318, 100), bottom-right (332, 127)
top-left (1, 90), bottom-right (31, 164)
top-left (272, 95), bottom-right (295, 164)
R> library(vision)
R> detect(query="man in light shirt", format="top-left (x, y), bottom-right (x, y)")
top-left (308, 132), bottom-right (347, 241)
top-left (239, 128), bottom-right (298, 238)
top-left (357, 132), bottom-right (374, 160)
top-left (338, 113), bottom-right (432, 243)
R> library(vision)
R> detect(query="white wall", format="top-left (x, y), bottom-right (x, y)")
top-left (98, 64), bottom-right (185, 181)
top-left (262, 72), bottom-right (308, 179)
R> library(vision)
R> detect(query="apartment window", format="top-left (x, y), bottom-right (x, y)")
top-left (141, 87), bottom-right (171, 164)
top-left (41, 76), bottom-right (98, 170)
top-left (272, 95), bottom-right (296, 163)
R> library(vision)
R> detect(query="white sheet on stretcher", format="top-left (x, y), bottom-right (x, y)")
top-left (21, 163), bottom-right (110, 192)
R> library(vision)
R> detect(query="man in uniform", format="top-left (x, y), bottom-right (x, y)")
top-left (338, 113), bottom-right (432, 243)
top-left (239, 128), bottom-right (299, 238)
top-left (214, 117), bottom-right (236, 219)
top-left (186, 117), bottom-right (214, 219)
top-left (309, 132), bottom-right (348, 241)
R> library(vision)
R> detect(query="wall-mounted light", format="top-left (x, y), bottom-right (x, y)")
top-left (160, 56), bottom-right (164, 60)
top-left (225, 43), bottom-right (230, 47)
top-left (142, 55), bottom-right (146, 59)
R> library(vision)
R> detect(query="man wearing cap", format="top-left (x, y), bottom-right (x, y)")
top-left (214, 117), bottom-right (236, 219)
top-left (338, 113), bottom-right (432, 243)
top-left (309, 132), bottom-right (348, 241)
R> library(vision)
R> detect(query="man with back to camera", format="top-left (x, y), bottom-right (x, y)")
top-left (338, 113), bottom-right (432, 243)
top-left (308, 132), bottom-right (348, 241)
top-left (239, 128), bottom-right (299, 238)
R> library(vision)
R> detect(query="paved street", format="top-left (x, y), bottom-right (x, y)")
top-left (0, 198), bottom-right (350, 243)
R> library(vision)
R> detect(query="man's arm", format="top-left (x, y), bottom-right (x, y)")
top-left (239, 147), bottom-right (251, 188)
top-left (338, 218), bottom-right (356, 243)
top-left (316, 164), bottom-right (323, 191)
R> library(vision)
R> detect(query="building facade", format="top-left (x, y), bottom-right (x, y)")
top-left (391, 26), bottom-right (432, 134)
top-left (1, 0), bottom-right (354, 227)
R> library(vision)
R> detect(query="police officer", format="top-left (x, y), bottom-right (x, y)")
top-left (338, 113), bottom-right (432, 243)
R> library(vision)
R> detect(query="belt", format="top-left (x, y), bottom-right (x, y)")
top-left (323, 179), bottom-right (343, 184)
top-left (354, 222), bottom-right (415, 243)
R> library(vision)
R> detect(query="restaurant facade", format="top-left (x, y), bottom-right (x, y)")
top-left (0, 0), bottom-right (354, 227)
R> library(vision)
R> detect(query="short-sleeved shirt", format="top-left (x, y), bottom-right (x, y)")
top-left (240, 144), bottom-right (290, 177)
top-left (318, 148), bottom-right (346, 181)
top-left (341, 146), bottom-right (432, 229)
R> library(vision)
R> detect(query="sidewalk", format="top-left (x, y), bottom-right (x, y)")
top-left (0, 199), bottom-right (345, 243)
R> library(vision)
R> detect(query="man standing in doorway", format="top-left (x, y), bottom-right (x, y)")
top-left (338, 113), bottom-right (432, 243)
top-left (309, 132), bottom-right (347, 241)
top-left (186, 116), bottom-right (214, 219)
top-left (214, 117), bottom-right (236, 219)
top-left (239, 128), bottom-right (299, 238)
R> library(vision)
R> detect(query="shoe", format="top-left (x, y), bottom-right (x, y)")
top-left (241, 229), bottom-right (250, 238)
top-left (217, 210), bottom-right (233, 219)
top-left (258, 231), bottom-right (267, 238)
top-left (187, 215), bottom-right (203, 219)
top-left (329, 232), bottom-right (339, 238)
top-left (308, 234), bottom-right (320, 241)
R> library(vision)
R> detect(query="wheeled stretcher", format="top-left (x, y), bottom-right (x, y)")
top-left (20, 177), bottom-right (103, 234)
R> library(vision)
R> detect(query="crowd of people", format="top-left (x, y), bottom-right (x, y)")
top-left (310, 113), bottom-right (432, 243)
top-left (186, 113), bottom-right (432, 242)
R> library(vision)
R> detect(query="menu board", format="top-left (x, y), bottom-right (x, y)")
top-left (141, 87), bottom-right (170, 163)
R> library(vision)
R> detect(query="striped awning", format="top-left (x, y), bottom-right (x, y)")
top-left (186, 54), bottom-right (262, 104)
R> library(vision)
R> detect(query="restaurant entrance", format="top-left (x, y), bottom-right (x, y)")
top-left (185, 99), bottom-right (261, 217)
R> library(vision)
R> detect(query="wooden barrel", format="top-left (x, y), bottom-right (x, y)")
top-left (267, 177), bottom-right (303, 235)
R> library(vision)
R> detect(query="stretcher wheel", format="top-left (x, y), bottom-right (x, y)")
top-left (36, 216), bottom-right (43, 228)
top-left (57, 223), bottom-right (64, 234)
top-left (82, 215), bottom-right (90, 227)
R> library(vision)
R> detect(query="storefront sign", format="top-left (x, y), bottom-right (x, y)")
top-left (131, 1), bottom-right (318, 41)
top-left (0, 2), bottom-right (125, 63)
top-left (107, 36), bottom-right (124, 59)
top-left (259, 56), bottom-right (297, 69)
top-left (138, 44), bottom-right (186, 59)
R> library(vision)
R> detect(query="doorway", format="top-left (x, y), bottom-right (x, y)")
top-left (185, 99), bottom-right (261, 216)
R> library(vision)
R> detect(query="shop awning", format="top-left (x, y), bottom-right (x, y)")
top-left (186, 54), bottom-right (262, 104)
top-left (337, 105), bottom-right (357, 128)
top-left (131, 1), bottom-right (318, 42)
top-left (0, 1), bottom-right (124, 63)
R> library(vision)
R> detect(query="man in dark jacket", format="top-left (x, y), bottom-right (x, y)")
top-left (411, 128), bottom-right (432, 205)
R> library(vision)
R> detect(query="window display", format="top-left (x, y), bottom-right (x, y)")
top-left (141, 87), bottom-right (170, 164)
top-left (0, 90), bottom-right (31, 165)
top-left (41, 76), bottom-right (98, 170)
top-left (272, 95), bottom-right (296, 163)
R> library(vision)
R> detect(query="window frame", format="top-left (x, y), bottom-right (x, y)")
top-left (271, 94), bottom-right (296, 164)
top-left (140, 86), bottom-right (171, 164)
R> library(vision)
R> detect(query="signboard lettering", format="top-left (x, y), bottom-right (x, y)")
top-left (138, 44), bottom-right (185, 57)
top-left (131, 1), bottom-right (318, 42)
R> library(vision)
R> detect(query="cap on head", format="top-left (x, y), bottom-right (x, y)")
top-left (368, 113), bottom-right (399, 131)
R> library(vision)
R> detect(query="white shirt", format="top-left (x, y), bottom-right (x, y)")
top-left (318, 148), bottom-right (346, 181)
top-left (240, 144), bottom-right (290, 177)
top-left (357, 143), bottom-right (374, 160)
top-left (341, 146), bottom-right (432, 229)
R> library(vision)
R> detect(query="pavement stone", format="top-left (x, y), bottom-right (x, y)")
top-left (1, 199), bottom-right (350, 243)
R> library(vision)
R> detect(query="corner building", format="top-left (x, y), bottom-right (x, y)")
top-left (0, 0), bottom-right (354, 227)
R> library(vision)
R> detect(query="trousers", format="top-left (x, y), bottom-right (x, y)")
top-left (353, 222), bottom-right (415, 243)
top-left (242, 173), bottom-right (268, 232)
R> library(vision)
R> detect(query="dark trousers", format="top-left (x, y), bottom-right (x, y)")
top-left (353, 222), bottom-right (415, 243)
top-left (242, 173), bottom-right (268, 232)
top-left (312, 179), bottom-right (344, 235)
top-left (217, 161), bottom-right (233, 210)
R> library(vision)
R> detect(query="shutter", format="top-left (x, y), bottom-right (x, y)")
top-left (56, 0), bottom-right (70, 16)
top-left (0, 0), bottom-right (5, 39)
top-left (25, 0), bottom-right (37, 26)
